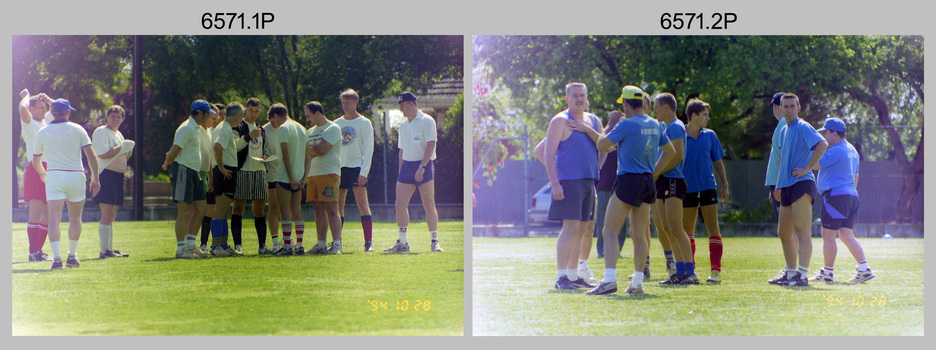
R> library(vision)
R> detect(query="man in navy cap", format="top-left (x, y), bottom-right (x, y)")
top-left (162, 100), bottom-right (215, 259)
top-left (386, 92), bottom-right (443, 253)
top-left (31, 98), bottom-right (101, 269)
top-left (807, 118), bottom-right (874, 284)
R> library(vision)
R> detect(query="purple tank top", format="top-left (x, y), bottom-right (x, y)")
top-left (556, 111), bottom-right (600, 180)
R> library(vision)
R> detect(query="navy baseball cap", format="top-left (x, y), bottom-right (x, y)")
top-left (398, 92), bottom-right (417, 104)
top-left (818, 118), bottom-right (846, 133)
top-left (191, 100), bottom-right (217, 114)
top-left (771, 92), bottom-right (785, 106)
top-left (50, 98), bottom-right (77, 114)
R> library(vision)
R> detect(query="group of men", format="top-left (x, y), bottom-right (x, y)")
top-left (537, 83), bottom-right (873, 296)
top-left (162, 90), bottom-right (444, 259)
top-left (19, 89), bottom-right (133, 270)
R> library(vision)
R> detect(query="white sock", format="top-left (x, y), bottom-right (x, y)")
top-left (822, 266), bottom-right (834, 274)
top-left (177, 241), bottom-right (185, 251)
top-left (632, 271), bottom-right (644, 286)
top-left (51, 241), bottom-right (62, 260)
top-left (399, 227), bottom-right (408, 244)
top-left (99, 224), bottom-right (112, 253)
top-left (68, 239), bottom-right (79, 257)
top-left (604, 268), bottom-right (617, 283)
top-left (185, 234), bottom-right (198, 248)
top-left (578, 259), bottom-right (589, 270)
top-left (857, 261), bottom-right (870, 271)
top-left (557, 269), bottom-right (565, 279)
top-left (333, 239), bottom-right (341, 245)
top-left (567, 268), bottom-right (579, 280)
top-left (318, 240), bottom-right (326, 246)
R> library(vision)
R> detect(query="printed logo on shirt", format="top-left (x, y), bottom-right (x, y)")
top-left (342, 126), bottom-right (355, 145)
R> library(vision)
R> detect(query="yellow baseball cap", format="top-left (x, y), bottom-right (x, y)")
top-left (616, 85), bottom-right (646, 104)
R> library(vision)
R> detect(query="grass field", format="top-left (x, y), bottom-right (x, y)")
top-left (473, 236), bottom-right (923, 336)
top-left (12, 220), bottom-right (463, 336)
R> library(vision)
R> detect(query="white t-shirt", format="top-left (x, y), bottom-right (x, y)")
top-left (199, 126), bottom-right (215, 172)
top-left (334, 114), bottom-right (374, 176)
top-left (91, 125), bottom-right (126, 174)
top-left (213, 121), bottom-right (239, 168)
top-left (275, 118), bottom-right (308, 183)
top-left (20, 111), bottom-right (53, 160)
top-left (239, 121), bottom-right (266, 172)
top-left (397, 110), bottom-right (437, 162)
top-left (262, 122), bottom-right (280, 181)
top-left (33, 120), bottom-right (92, 172)
top-left (171, 116), bottom-right (204, 171)
top-left (306, 120), bottom-right (342, 176)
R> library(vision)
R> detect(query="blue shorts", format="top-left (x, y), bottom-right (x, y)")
top-left (821, 190), bottom-right (859, 230)
top-left (779, 180), bottom-right (817, 207)
top-left (397, 160), bottom-right (434, 186)
top-left (547, 179), bottom-right (596, 221)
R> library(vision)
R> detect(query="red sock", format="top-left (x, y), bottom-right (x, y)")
top-left (295, 222), bottom-right (304, 246)
top-left (709, 237), bottom-right (723, 272)
top-left (362, 215), bottom-right (373, 242)
top-left (282, 222), bottom-right (293, 246)
top-left (688, 234), bottom-right (696, 263)
top-left (27, 222), bottom-right (39, 254)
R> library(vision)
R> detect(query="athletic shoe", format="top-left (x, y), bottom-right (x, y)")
top-left (113, 250), bottom-right (129, 257)
top-left (627, 267), bottom-right (651, 281)
top-left (782, 272), bottom-right (809, 287)
top-left (364, 241), bottom-right (374, 252)
top-left (553, 276), bottom-right (575, 290)
top-left (384, 240), bottom-right (410, 253)
top-left (431, 240), bottom-right (444, 252)
top-left (176, 247), bottom-right (203, 259)
top-left (194, 246), bottom-right (211, 258)
top-left (211, 246), bottom-right (232, 257)
top-left (767, 269), bottom-right (788, 285)
top-left (624, 285), bottom-right (644, 295)
top-left (847, 269), bottom-right (875, 284)
top-left (258, 246), bottom-right (274, 255)
top-left (200, 244), bottom-right (209, 253)
top-left (50, 259), bottom-right (63, 270)
top-left (306, 242), bottom-right (328, 255)
top-left (293, 246), bottom-right (305, 255)
top-left (679, 274), bottom-right (700, 285)
top-left (809, 271), bottom-right (834, 283)
top-left (99, 250), bottom-right (124, 259)
top-left (233, 245), bottom-right (244, 256)
top-left (666, 261), bottom-right (677, 278)
top-left (579, 266), bottom-right (597, 284)
top-left (569, 277), bottom-right (596, 289)
top-left (660, 274), bottom-right (683, 285)
top-left (327, 242), bottom-right (342, 254)
top-left (65, 256), bottom-right (80, 268)
top-left (30, 250), bottom-right (53, 262)
top-left (585, 281), bottom-right (618, 295)
top-left (274, 246), bottom-right (293, 256)
top-left (706, 270), bottom-right (721, 283)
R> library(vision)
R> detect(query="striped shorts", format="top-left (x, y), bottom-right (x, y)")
top-left (235, 169), bottom-right (268, 200)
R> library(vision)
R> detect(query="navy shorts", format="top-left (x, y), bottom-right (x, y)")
top-left (340, 167), bottom-right (364, 189)
top-left (655, 176), bottom-right (687, 200)
top-left (397, 160), bottom-right (434, 186)
top-left (547, 179), bottom-right (596, 221)
top-left (821, 190), bottom-right (860, 230)
top-left (613, 173), bottom-right (655, 207)
top-left (94, 169), bottom-right (125, 206)
top-left (212, 165), bottom-right (239, 198)
top-left (779, 180), bottom-right (817, 207)
top-left (168, 163), bottom-right (206, 204)
top-left (683, 189), bottom-right (718, 208)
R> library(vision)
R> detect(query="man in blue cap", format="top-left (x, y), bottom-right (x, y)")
top-left (807, 118), bottom-right (874, 283)
top-left (162, 100), bottom-right (216, 259)
top-left (31, 98), bottom-right (101, 269)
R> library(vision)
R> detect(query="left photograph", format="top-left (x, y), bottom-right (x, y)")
top-left (11, 35), bottom-right (465, 336)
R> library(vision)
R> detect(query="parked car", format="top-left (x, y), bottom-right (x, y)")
top-left (528, 183), bottom-right (557, 224)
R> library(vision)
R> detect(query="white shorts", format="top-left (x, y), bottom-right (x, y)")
top-left (45, 171), bottom-right (87, 202)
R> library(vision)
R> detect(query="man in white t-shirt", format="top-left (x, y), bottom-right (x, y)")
top-left (303, 101), bottom-right (343, 254)
top-left (231, 97), bottom-right (271, 255)
top-left (262, 112), bottom-right (283, 251)
top-left (269, 103), bottom-right (309, 255)
top-left (162, 100), bottom-right (215, 259)
top-left (386, 92), bottom-right (442, 253)
top-left (18, 89), bottom-right (54, 262)
top-left (32, 99), bottom-right (100, 270)
top-left (92, 105), bottom-right (134, 259)
top-left (334, 89), bottom-right (376, 251)
top-left (208, 102), bottom-right (245, 257)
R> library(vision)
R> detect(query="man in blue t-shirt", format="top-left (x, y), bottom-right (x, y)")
top-left (765, 92), bottom-right (799, 285)
top-left (771, 93), bottom-right (828, 287)
top-left (587, 86), bottom-right (675, 296)
top-left (807, 118), bottom-right (874, 284)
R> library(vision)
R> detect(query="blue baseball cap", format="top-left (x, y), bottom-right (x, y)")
top-left (398, 92), bottom-right (417, 104)
top-left (191, 100), bottom-right (217, 114)
top-left (818, 118), bottom-right (846, 133)
top-left (50, 98), bottom-right (77, 114)
top-left (771, 92), bottom-right (785, 106)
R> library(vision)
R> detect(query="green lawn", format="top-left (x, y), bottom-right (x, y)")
top-left (473, 236), bottom-right (923, 336)
top-left (12, 220), bottom-right (463, 336)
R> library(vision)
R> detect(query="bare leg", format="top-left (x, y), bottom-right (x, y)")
top-left (267, 188), bottom-right (280, 241)
top-left (557, 219), bottom-right (583, 272)
top-left (777, 205), bottom-right (798, 269)
top-left (312, 202), bottom-right (328, 241)
top-left (821, 228), bottom-right (838, 268)
top-left (417, 180), bottom-right (438, 233)
top-left (837, 227), bottom-right (867, 264)
top-left (791, 194), bottom-right (814, 269)
top-left (579, 220), bottom-right (594, 260)
top-left (395, 182), bottom-right (417, 229)
top-left (325, 202), bottom-right (342, 241)
top-left (337, 188), bottom-right (349, 219)
top-left (630, 203), bottom-right (652, 277)
top-left (602, 197), bottom-right (632, 270)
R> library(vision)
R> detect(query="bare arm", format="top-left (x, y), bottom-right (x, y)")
top-left (18, 90), bottom-right (32, 124)
top-left (281, 142), bottom-right (294, 183)
top-left (32, 154), bottom-right (46, 181)
top-left (82, 145), bottom-right (101, 197)
top-left (214, 143), bottom-right (232, 178)
top-left (792, 140), bottom-right (829, 178)
top-left (96, 145), bottom-right (122, 159)
top-left (162, 145), bottom-right (182, 170)
top-left (543, 117), bottom-right (565, 200)
top-left (533, 138), bottom-right (546, 166)
top-left (713, 158), bottom-right (730, 203)
top-left (414, 140), bottom-right (436, 182)
top-left (310, 140), bottom-right (333, 156)
top-left (653, 141), bottom-right (676, 180)
top-left (661, 138), bottom-right (684, 174)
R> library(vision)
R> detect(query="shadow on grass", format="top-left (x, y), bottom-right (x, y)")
top-left (13, 268), bottom-right (56, 274)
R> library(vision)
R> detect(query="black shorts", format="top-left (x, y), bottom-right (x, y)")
top-left (612, 173), bottom-right (655, 207)
top-left (206, 190), bottom-right (216, 205)
top-left (340, 167), bottom-right (364, 189)
top-left (547, 179), bottom-right (596, 221)
top-left (683, 189), bottom-right (718, 208)
top-left (655, 176), bottom-right (687, 200)
top-left (821, 190), bottom-right (860, 230)
top-left (397, 160), bottom-right (433, 186)
top-left (212, 165), bottom-right (239, 198)
top-left (268, 182), bottom-right (277, 190)
top-left (94, 169), bottom-right (124, 206)
top-left (779, 180), bottom-right (817, 207)
top-left (168, 163), bottom-right (206, 204)
top-left (768, 185), bottom-right (780, 217)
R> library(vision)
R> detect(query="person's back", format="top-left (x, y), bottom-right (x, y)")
top-left (608, 114), bottom-right (666, 175)
top-left (35, 121), bottom-right (89, 172)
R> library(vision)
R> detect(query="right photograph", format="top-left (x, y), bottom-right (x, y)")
top-left (471, 35), bottom-right (923, 336)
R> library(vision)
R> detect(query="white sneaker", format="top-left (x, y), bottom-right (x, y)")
top-left (431, 240), bottom-right (444, 252)
top-left (578, 266), bottom-right (597, 284)
top-left (327, 241), bottom-right (342, 254)
top-left (306, 242), bottom-right (328, 255)
top-left (176, 247), bottom-right (203, 259)
top-left (211, 246), bottom-right (232, 257)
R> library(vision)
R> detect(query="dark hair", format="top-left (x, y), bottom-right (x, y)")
top-left (340, 89), bottom-right (359, 100)
top-left (833, 130), bottom-right (846, 138)
top-left (214, 103), bottom-right (226, 111)
top-left (685, 99), bottom-right (710, 119)
top-left (106, 105), bottom-right (125, 117)
top-left (654, 93), bottom-right (677, 111)
top-left (624, 99), bottom-right (643, 109)
top-left (246, 97), bottom-right (262, 107)
top-left (304, 101), bottom-right (325, 114)
top-left (28, 95), bottom-right (48, 109)
top-left (781, 93), bottom-right (799, 106)
top-left (268, 103), bottom-right (288, 118)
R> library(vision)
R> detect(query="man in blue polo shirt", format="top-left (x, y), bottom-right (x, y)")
top-left (807, 118), bottom-right (874, 284)
top-left (765, 92), bottom-right (798, 284)
top-left (772, 93), bottom-right (828, 287)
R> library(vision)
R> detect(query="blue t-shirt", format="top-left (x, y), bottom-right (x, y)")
top-left (660, 119), bottom-right (686, 179)
top-left (764, 118), bottom-right (785, 186)
top-left (555, 110), bottom-right (601, 181)
top-left (817, 141), bottom-right (859, 194)
top-left (684, 128), bottom-right (726, 193)
top-left (776, 118), bottom-right (825, 189)
top-left (606, 114), bottom-right (669, 175)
